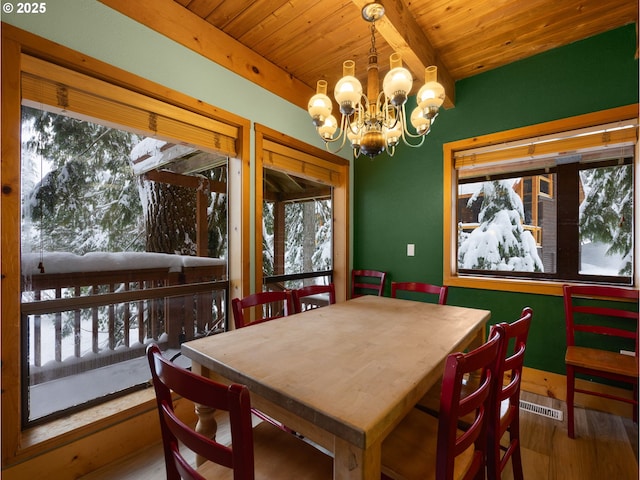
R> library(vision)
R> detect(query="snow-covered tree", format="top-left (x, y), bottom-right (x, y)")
top-left (579, 164), bottom-right (633, 275)
top-left (284, 200), bottom-right (332, 276)
top-left (22, 107), bottom-right (144, 254)
top-left (458, 180), bottom-right (543, 272)
top-left (263, 201), bottom-right (275, 276)
top-left (262, 198), bottom-right (332, 282)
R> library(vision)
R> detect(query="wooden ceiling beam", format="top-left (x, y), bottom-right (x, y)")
top-left (99, 0), bottom-right (314, 111)
top-left (350, 0), bottom-right (455, 108)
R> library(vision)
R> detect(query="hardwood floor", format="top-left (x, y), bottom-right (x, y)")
top-left (80, 391), bottom-right (638, 480)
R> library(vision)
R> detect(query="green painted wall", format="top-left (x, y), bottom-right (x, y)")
top-left (353, 24), bottom-right (639, 375)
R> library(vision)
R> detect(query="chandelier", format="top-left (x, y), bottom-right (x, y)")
top-left (307, 2), bottom-right (445, 159)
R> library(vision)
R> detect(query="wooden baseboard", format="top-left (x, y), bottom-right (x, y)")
top-left (521, 366), bottom-right (636, 419)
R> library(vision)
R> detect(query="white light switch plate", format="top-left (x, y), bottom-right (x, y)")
top-left (407, 244), bottom-right (415, 256)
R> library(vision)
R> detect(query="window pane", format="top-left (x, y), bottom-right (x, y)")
top-left (579, 164), bottom-right (633, 276)
top-left (457, 176), bottom-right (553, 273)
top-left (263, 169), bottom-right (333, 290)
top-left (21, 106), bottom-right (228, 423)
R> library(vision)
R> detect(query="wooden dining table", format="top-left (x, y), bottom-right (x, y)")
top-left (181, 295), bottom-right (491, 480)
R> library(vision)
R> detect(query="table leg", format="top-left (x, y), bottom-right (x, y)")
top-left (334, 436), bottom-right (380, 480)
top-left (191, 362), bottom-right (218, 467)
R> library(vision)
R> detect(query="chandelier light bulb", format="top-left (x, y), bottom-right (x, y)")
top-left (417, 66), bottom-right (445, 113)
top-left (334, 61), bottom-right (363, 116)
top-left (347, 120), bottom-right (362, 147)
top-left (318, 115), bottom-right (338, 139)
top-left (383, 53), bottom-right (413, 107)
top-left (384, 122), bottom-right (403, 147)
top-left (308, 80), bottom-right (333, 127)
top-left (410, 106), bottom-right (431, 134)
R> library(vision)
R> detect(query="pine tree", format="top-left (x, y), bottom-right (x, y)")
top-left (22, 106), bottom-right (144, 254)
top-left (262, 197), bottom-right (332, 284)
top-left (579, 164), bottom-right (633, 275)
top-left (458, 180), bottom-right (543, 272)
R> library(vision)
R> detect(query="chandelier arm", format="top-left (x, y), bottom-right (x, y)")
top-left (387, 144), bottom-right (395, 157)
top-left (400, 126), bottom-right (427, 147)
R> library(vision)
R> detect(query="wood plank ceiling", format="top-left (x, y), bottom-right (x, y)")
top-left (103, 0), bottom-right (637, 110)
top-left (170, 0), bottom-right (637, 109)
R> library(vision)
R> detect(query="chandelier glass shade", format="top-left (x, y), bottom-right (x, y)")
top-left (307, 4), bottom-right (445, 159)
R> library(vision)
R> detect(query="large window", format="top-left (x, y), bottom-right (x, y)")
top-left (19, 58), bottom-right (233, 425)
top-left (445, 106), bottom-right (637, 293)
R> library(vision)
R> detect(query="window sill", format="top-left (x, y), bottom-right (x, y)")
top-left (445, 274), bottom-right (567, 296)
top-left (15, 387), bottom-right (157, 464)
top-left (446, 273), bottom-right (637, 296)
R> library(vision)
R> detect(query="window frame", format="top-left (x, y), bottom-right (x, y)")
top-left (443, 105), bottom-right (639, 296)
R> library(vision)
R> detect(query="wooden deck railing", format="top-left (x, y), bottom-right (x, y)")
top-left (21, 254), bottom-right (227, 385)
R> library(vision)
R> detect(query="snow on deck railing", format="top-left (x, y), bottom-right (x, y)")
top-left (21, 251), bottom-right (225, 275)
top-left (21, 252), bottom-right (228, 384)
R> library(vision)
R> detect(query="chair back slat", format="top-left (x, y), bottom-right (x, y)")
top-left (564, 285), bottom-right (639, 347)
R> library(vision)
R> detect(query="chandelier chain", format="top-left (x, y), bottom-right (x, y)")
top-left (369, 22), bottom-right (377, 55)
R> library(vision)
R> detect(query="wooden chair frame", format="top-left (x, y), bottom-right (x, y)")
top-left (147, 344), bottom-right (332, 479)
top-left (382, 328), bottom-right (504, 480)
top-left (487, 307), bottom-right (533, 480)
top-left (292, 283), bottom-right (336, 313)
top-left (351, 269), bottom-right (387, 298)
top-left (147, 344), bottom-right (255, 480)
top-left (391, 281), bottom-right (449, 305)
top-left (231, 290), bottom-right (294, 329)
top-left (563, 284), bottom-right (639, 438)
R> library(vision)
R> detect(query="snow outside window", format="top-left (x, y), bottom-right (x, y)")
top-left (262, 169), bottom-right (333, 290)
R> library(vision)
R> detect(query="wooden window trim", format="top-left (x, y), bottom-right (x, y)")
top-left (254, 123), bottom-right (350, 302)
top-left (1, 23), bottom-right (251, 470)
top-left (443, 104), bottom-right (639, 296)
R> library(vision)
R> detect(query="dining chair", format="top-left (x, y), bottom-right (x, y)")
top-left (391, 281), bottom-right (449, 305)
top-left (563, 284), bottom-right (639, 439)
top-left (486, 306), bottom-right (533, 480)
top-left (231, 290), bottom-right (294, 329)
top-left (381, 326), bottom-right (504, 480)
top-left (146, 344), bottom-right (333, 480)
top-left (291, 283), bottom-right (336, 313)
top-left (351, 269), bottom-right (387, 298)
top-left (415, 307), bottom-right (533, 480)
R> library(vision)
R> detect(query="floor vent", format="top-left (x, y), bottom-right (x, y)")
top-left (519, 400), bottom-right (563, 421)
